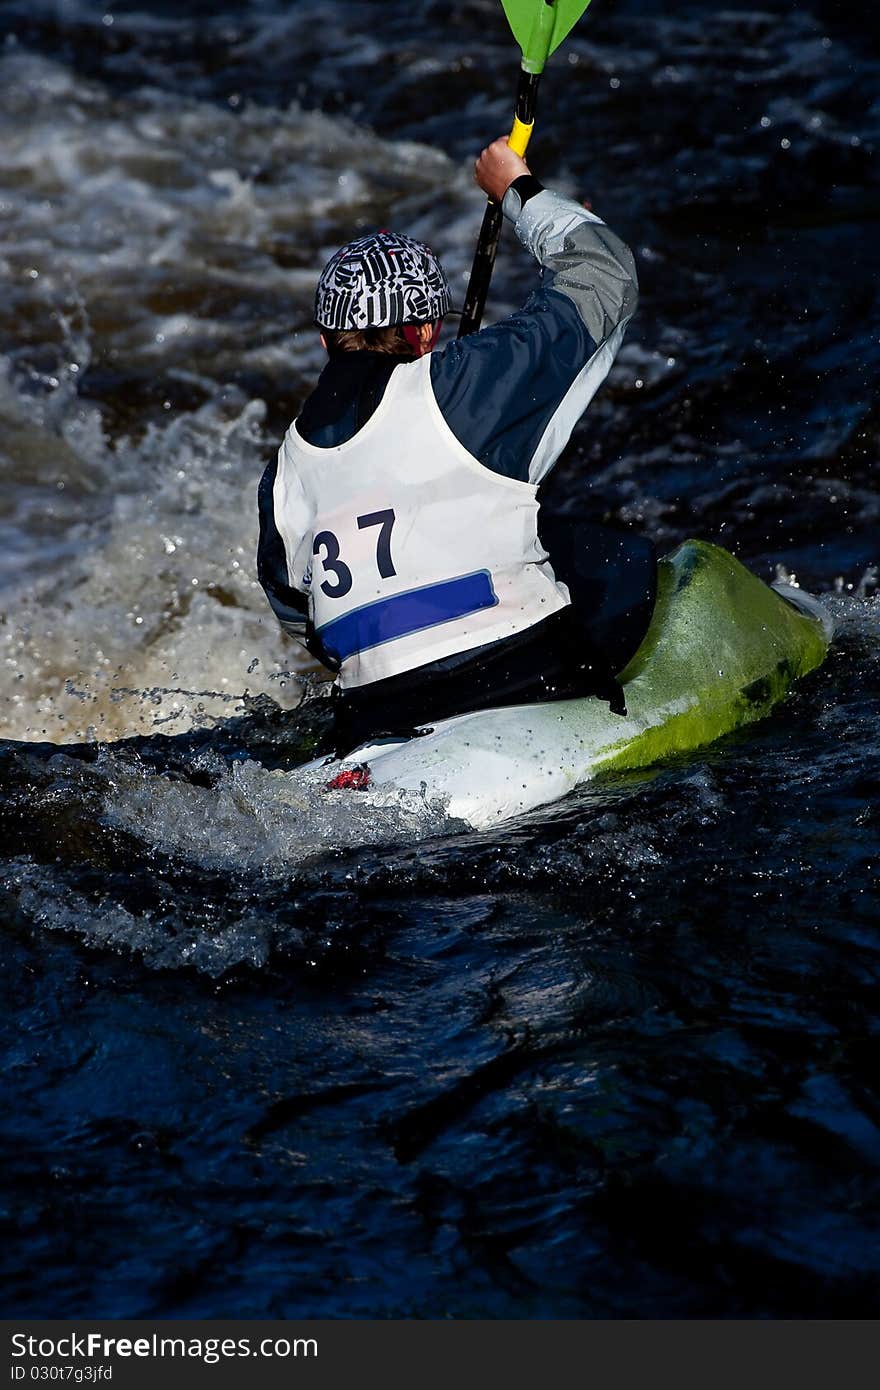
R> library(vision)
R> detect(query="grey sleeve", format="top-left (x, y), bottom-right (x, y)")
top-left (503, 185), bottom-right (639, 344)
top-left (430, 188), bottom-right (638, 486)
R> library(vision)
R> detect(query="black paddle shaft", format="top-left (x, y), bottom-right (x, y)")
top-left (457, 68), bottom-right (541, 338)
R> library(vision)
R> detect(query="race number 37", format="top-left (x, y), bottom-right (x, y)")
top-left (312, 509), bottom-right (396, 598)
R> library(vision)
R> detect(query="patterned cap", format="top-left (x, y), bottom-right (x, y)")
top-left (314, 230), bottom-right (451, 331)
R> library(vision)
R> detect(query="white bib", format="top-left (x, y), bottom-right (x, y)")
top-left (273, 355), bottom-right (570, 688)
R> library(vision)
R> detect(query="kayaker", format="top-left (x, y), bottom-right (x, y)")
top-left (258, 137), bottom-right (656, 754)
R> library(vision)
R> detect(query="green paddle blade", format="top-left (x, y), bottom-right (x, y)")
top-left (501, 0), bottom-right (593, 71)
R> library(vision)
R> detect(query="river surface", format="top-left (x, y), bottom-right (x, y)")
top-left (1, 0), bottom-right (878, 1317)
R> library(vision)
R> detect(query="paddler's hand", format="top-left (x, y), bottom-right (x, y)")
top-left (474, 137), bottom-right (531, 203)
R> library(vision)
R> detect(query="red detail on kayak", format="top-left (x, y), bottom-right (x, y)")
top-left (325, 765), bottom-right (371, 791)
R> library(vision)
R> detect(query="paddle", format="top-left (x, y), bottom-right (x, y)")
top-left (457, 0), bottom-right (594, 338)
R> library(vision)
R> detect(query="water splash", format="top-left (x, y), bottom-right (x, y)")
top-left (100, 748), bottom-right (462, 870)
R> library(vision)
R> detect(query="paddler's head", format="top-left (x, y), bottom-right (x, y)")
top-left (314, 230), bottom-right (450, 359)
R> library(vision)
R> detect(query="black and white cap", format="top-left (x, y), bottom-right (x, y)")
top-left (315, 230), bottom-right (451, 331)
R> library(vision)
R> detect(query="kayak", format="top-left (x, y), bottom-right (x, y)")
top-left (294, 541), bottom-right (832, 831)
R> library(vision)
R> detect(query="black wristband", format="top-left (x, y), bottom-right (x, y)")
top-left (506, 173), bottom-right (544, 214)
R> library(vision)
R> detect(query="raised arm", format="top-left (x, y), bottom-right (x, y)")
top-left (430, 138), bottom-right (638, 485)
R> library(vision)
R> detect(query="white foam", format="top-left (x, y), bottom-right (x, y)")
top-left (0, 47), bottom-right (477, 744)
top-left (100, 753), bottom-right (460, 870)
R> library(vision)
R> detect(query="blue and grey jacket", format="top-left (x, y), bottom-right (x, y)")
top-left (258, 179), bottom-right (645, 745)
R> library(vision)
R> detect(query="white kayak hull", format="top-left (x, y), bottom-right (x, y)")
top-left (292, 542), bottom-right (832, 830)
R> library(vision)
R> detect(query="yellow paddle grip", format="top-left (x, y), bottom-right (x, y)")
top-left (507, 116), bottom-right (534, 157)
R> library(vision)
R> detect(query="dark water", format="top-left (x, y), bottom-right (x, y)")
top-left (1, 0), bottom-right (878, 1317)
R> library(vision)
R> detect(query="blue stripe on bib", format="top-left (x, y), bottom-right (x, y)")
top-left (318, 570), bottom-right (498, 663)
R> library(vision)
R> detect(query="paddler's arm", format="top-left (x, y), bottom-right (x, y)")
top-left (430, 138), bottom-right (638, 485)
top-left (257, 447), bottom-right (345, 674)
top-left (257, 453), bottom-right (310, 642)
